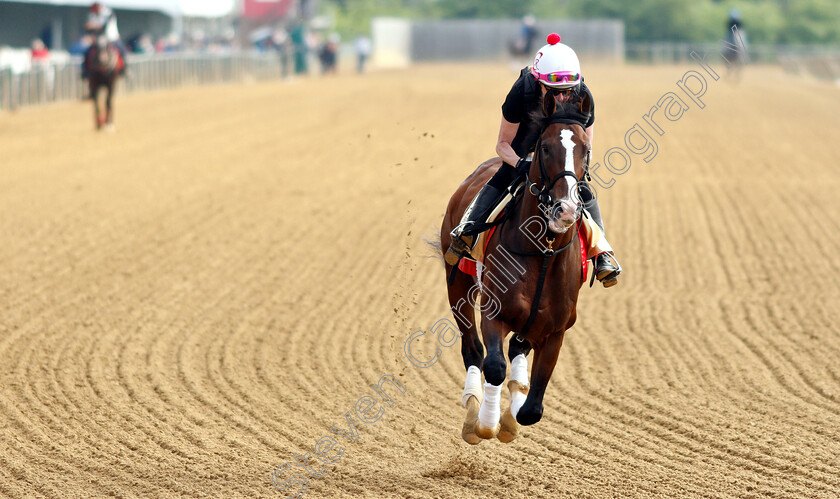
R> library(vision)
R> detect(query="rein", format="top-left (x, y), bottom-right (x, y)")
top-left (454, 115), bottom-right (593, 338)
top-left (499, 132), bottom-right (584, 338)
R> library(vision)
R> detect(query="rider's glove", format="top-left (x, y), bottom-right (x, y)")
top-left (515, 156), bottom-right (531, 176)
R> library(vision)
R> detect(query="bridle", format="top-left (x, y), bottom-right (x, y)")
top-left (524, 119), bottom-right (593, 239)
top-left (525, 134), bottom-right (581, 210)
top-left (504, 120), bottom-right (593, 338)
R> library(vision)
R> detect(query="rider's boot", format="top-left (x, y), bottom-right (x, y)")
top-left (585, 196), bottom-right (622, 288)
top-left (445, 183), bottom-right (505, 265)
top-left (445, 160), bottom-right (528, 266)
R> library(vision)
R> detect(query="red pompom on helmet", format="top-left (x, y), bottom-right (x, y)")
top-left (546, 33), bottom-right (561, 45)
top-left (91, 2), bottom-right (102, 13)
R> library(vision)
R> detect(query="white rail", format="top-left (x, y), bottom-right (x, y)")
top-left (0, 51), bottom-right (285, 111)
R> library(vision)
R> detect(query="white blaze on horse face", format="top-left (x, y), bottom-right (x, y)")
top-left (559, 129), bottom-right (577, 196)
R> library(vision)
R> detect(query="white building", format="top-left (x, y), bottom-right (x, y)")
top-left (0, 0), bottom-right (233, 50)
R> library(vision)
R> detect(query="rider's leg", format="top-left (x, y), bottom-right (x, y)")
top-left (581, 189), bottom-right (621, 287)
top-left (582, 188), bottom-right (606, 234)
top-left (82, 46), bottom-right (92, 79)
top-left (445, 162), bottom-right (520, 265)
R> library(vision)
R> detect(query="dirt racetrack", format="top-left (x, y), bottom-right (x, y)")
top-left (1, 62), bottom-right (839, 498)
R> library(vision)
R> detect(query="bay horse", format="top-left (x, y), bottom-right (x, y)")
top-left (85, 35), bottom-right (123, 131)
top-left (440, 91), bottom-right (593, 444)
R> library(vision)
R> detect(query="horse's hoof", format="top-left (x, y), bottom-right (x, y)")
top-left (461, 396), bottom-right (481, 445)
top-left (105, 124), bottom-right (116, 133)
top-left (461, 427), bottom-right (481, 445)
top-left (474, 420), bottom-right (500, 440)
top-left (497, 408), bottom-right (519, 443)
top-left (515, 404), bottom-right (543, 426)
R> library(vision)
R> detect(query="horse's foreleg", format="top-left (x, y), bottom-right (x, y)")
top-left (475, 318), bottom-right (508, 439)
top-left (516, 331), bottom-right (565, 426)
top-left (462, 374), bottom-right (481, 445)
top-left (104, 81), bottom-right (115, 130)
top-left (92, 86), bottom-right (102, 130)
top-left (446, 267), bottom-right (484, 445)
top-left (498, 335), bottom-right (532, 442)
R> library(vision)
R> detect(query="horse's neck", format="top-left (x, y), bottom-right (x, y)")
top-left (508, 193), bottom-right (574, 251)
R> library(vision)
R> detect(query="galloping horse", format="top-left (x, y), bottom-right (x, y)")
top-left (85, 35), bottom-right (123, 131)
top-left (440, 91), bottom-right (592, 444)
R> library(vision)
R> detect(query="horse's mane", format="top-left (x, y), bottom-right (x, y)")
top-left (526, 93), bottom-right (590, 138)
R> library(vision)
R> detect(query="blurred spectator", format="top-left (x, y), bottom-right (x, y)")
top-left (126, 33), bottom-right (154, 54)
top-left (69, 34), bottom-right (93, 56)
top-left (272, 28), bottom-right (291, 78)
top-left (354, 35), bottom-right (371, 74)
top-left (155, 33), bottom-right (181, 53)
top-left (189, 29), bottom-right (207, 51)
top-left (30, 39), bottom-right (55, 98)
top-left (30, 39), bottom-right (50, 63)
top-left (318, 33), bottom-right (339, 75)
top-left (289, 22), bottom-right (308, 75)
top-left (139, 34), bottom-right (154, 54)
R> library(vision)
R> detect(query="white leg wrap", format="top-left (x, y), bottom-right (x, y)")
top-left (477, 382), bottom-right (502, 429)
top-left (509, 354), bottom-right (529, 419)
top-left (462, 365), bottom-right (483, 407)
top-left (510, 354), bottom-right (529, 385)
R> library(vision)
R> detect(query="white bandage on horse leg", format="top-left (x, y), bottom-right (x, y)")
top-left (462, 365), bottom-right (483, 407)
top-left (510, 354), bottom-right (529, 385)
top-left (477, 382), bottom-right (502, 429)
top-left (509, 354), bottom-right (529, 419)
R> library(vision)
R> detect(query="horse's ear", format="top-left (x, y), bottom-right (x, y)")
top-left (542, 92), bottom-right (556, 118)
top-left (579, 90), bottom-right (592, 117)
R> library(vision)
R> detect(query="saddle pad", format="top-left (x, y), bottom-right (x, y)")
top-left (459, 220), bottom-right (589, 284)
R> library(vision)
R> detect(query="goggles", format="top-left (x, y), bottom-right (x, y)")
top-left (544, 86), bottom-right (573, 96)
top-left (534, 71), bottom-right (581, 85)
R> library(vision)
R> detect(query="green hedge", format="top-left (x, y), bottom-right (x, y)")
top-left (321, 0), bottom-right (840, 44)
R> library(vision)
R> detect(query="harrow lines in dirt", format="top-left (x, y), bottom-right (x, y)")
top-left (1, 64), bottom-right (839, 497)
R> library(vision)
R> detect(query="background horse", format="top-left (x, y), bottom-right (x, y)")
top-left (85, 35), bottom-right (123, 131)
top-left (440, 93), bottom-right (592, 444)
top-left (722, 25), bottom-right (748, 82)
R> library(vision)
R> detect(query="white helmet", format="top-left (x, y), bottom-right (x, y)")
top-left (530, 33), bottom-right (582, 89)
